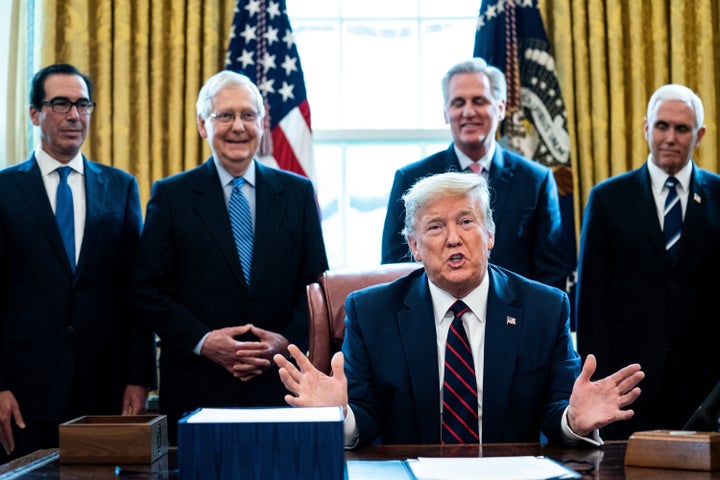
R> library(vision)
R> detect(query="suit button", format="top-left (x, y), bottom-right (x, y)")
top-left (67, 326), bottom-right (75, 334)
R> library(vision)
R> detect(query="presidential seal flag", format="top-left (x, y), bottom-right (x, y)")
top-left (226, 0), bottom-right (315, 181)
top-left (474, 0), bottom-right (576, 297)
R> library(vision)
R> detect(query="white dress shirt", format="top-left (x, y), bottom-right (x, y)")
top-left (646, 156), bottom-right (693, 228)
top-left (36, 147), bottom-right (86, 263)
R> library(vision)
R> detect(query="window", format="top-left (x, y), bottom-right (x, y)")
top-left (287, 0), bottom-right (478, 267)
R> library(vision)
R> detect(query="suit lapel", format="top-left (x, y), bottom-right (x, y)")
top-left (76, 157), bottom-right (108, 277)
top-left (191, 159), bottom-right (247, 284)
top-left (482, 267), bottom-right (522, 442)
top-left (487, 146), bottom-right (513, 218)
top-left (397, 272), bottom-right (443, 442)
top-left (251, 162), bottom-right (288, 286)
top-left (631, 165), bottom-right (675, 264)
top-left (674, 167), bottom-right (707, 266)
top-left (15, 156), bottom-right (74, 276)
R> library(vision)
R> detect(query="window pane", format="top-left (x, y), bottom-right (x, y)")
top-left (419, 18), bottom-right (478, 128)
top-left (420, 0), bottom-right (478, 18)
top-left (287, 0), bottom-right (340, 18)
top-left (341, 0), bottom-right (418, 19)
top-left (341, 20), bottom-right (419, 129)
top-left (293, 21), bottom-right (341, 130)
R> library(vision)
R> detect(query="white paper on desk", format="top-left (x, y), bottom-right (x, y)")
top-left (407, 456), bottom-right (580, 480)
top-left (184, 406), bottom-right (343, 423)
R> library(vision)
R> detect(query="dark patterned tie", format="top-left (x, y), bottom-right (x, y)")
top-left (229, 177), bottom-right (254, 284)
top-left (55, 166), bottom-right (76, 273)
top-left (663, 176), bottom-right (682, 260)
top-left (442, 300), bottom-right (479, 444)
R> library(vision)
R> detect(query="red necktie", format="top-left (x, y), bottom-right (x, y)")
top-left (442, 301), bottom-right (479, 444)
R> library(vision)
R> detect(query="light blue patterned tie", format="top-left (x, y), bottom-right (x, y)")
top-left (229, 177), bottom-right (254, 284)
top-left (55, 166), bottom-right (76, 273)
top-left (663, 176), bottom-right (682, 260)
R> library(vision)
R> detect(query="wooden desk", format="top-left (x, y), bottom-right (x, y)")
top-left (1, 441), bottom-right (718, 479)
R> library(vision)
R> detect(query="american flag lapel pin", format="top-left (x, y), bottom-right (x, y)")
top-left (506, 316), bottom-right (516, 326)
top-left (694, 193), bottom-right (702, 204)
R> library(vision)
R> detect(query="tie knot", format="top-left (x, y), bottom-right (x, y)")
top-left (57, 166), bottom-right (72, 181)
top-left (468, 162), bottom-right (482, 174)
top-left (665, 176), bottom-right (679, 189)
top-left (232, 176), bottom-right (245, 190)
top-left (449, 301), bottom-right (470, 319)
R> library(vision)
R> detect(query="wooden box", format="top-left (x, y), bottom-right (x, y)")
top-left (625, 430), bottom-right (720, 471)
top-left (59, 415), bottom-right (168, 464)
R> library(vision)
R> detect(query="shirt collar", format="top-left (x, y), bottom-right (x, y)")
top-left (454, 142), bottom-right (495, 173)
top-left (35, 147), bottom-right (84, 177)
top-left (428, 271), bottom-right (490, 325)
top-left (215, 157), bottom-right (256, 188)
top-left (646, 155), bottom-right (693, 195)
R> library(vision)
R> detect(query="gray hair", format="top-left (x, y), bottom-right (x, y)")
top-left (441, 58), bottom-right (507, 105)
top-left (646, 84), bottom-right (704, 130)
top-left (402, 172), bottom-right (495, 242)
top-left (196, 70), bottom-right (266, 120)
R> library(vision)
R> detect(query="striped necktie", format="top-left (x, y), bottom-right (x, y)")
top-left (442, 300), bottom-right (479, 444)
top-left (663, 176), bottom-right (682, 259)
top-left (229, 177), bottom-right (254, 284)
top-left (55, 166), bottom-right (76, 273)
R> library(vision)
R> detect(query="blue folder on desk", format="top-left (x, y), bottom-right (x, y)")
top-left (177, 406), bottom-right (344, 480)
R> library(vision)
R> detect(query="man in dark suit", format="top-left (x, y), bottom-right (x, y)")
top-left (275, 172), bottom-right (644, 447)
top-left (381, 58), bottom-right (567, 291)
top-left (576, 84), bottom-right (720, 439)
top-left (0, 64), bottom-right (157, 462)
top-left (133, 71), bottom-right (328, 444)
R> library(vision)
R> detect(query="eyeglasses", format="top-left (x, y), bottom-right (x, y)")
top-left (41, 98), bottom-right (95, 114)
top-left (209, 110), bottom-right (259, 125)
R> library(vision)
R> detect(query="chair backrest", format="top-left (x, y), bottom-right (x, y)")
top-left (307, 263), bottom-right (421, 374)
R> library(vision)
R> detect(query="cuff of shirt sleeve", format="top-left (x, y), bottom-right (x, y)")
top-left (343, 405), bottom-right (360, 449)
top-left (193, 332), bottom-right (211, 356)
top-left (561, 406), bottom-right (604, 447)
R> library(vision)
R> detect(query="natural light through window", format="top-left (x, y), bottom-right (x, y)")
top-left (286, 0), bottom-right (479, 267)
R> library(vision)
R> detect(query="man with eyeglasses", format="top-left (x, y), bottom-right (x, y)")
top-left (133, 70), bottom-right (328, 444)
top-left (0, 64), bottom-right (157, 462)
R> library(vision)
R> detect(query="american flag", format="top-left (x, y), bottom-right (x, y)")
top-left (225, 0), bottom-right (314, 181)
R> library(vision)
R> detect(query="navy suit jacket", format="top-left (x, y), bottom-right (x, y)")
top-left (343, 265), bottom-right (579, 446)
top-left (0, 155), bottom-right (157, 423)
top-left (133, 159), bottom-right (328, 435)
top-left (381, 144), bottom-right (568, 290)
top-left (576, 163), bottom-right (720, 437)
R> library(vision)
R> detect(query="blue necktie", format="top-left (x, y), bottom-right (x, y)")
top-left (55, 166), bottom-right (76, 273)
top-left (229, 177), bottom-right (254, 284)
top-left (663, 176), bottom-right (682, 259)
top-left (442, 301), bottom-right (479, 444)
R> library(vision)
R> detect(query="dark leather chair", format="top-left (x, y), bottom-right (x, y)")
top-left (306, 263), bottom-right (421, 373)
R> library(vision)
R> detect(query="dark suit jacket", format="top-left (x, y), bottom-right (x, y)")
top-left (0, 155), bottom-right (156, 424)
top-left (576, 163), bottom-right (720, 438)
top-left (343, 264), bottom-right (579, 447)
top-left (133, 159), bottom-right (328, 436)
top-left (381, 144), bottom-right (568, 290)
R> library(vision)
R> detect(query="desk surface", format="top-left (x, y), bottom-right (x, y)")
top-left (1, 441), bottom-right (717, 479)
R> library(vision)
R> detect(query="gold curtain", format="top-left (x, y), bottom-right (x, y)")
top-left (37, 0), bottom-right (236, 204)
top-left (540, 0), bottom-right (720, 230)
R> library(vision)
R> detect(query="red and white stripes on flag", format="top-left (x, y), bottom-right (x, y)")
top-left (225, 0), bottom-right (315, 182)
